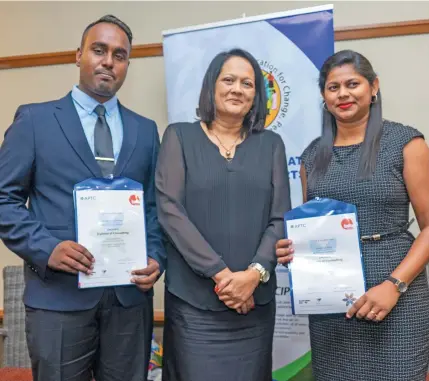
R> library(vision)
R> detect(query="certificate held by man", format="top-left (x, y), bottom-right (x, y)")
top-left (74, 177), bottom-right (148, 289)
top-left (285, 198), bottom-right (366, 315)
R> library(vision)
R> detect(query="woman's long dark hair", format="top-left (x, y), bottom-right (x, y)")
top-left (308, 50), bottom-right (383, 189)
top-left (197, 48), bottom-right (267, 135)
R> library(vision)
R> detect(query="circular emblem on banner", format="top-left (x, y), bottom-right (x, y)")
top-left (262, 69), bottom-right (281, 128)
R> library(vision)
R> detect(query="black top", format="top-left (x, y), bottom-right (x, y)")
top-left (155, 121), bottom-right (291, 310)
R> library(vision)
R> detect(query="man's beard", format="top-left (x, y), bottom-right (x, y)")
top-left (94, 82), bottom-right (116, 97)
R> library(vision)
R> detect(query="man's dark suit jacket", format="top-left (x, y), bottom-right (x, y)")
top-left (0, 93), bottom-right (166, 311)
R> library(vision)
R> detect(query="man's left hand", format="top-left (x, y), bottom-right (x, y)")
top-left (130, 258), bottom-right (160, 292)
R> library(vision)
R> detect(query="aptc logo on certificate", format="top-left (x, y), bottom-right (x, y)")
top-left (74, 178), bottom-right (148, 289)
top-left (285, 198), bottom-right (366, 315)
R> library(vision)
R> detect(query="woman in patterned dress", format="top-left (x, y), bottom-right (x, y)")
top-left (276, 50), bottom-right (429, 380)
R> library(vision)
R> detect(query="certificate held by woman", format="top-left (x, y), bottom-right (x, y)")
top-left (285, 197), bottom-right (366, 314)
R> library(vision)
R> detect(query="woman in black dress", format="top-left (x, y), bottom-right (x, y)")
top-left (276, 50), bottom-right (429, 380)
top-left (155, 48), bottom-right (291, 381)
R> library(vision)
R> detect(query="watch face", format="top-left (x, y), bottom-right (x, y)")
top-left (262, 271), bottom-right (270, 283)
top-left (398, 282), bottom-right (408, 293)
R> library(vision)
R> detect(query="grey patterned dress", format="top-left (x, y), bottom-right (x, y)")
top-left (301, 120), bottom-right (429, 381)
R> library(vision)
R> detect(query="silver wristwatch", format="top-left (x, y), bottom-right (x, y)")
top-left (248, 263), bottom-right (270, 284)
top-left (387, 276), bottom-right (408, 293)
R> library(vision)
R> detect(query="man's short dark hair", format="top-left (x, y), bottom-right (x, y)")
top-left (197, 48), bottom-right (267, 134)
top-left (81, 15), bottom-right (133, 48)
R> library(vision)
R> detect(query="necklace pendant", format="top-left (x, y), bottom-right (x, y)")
top-left (226, 150), bottom-right (231, 157)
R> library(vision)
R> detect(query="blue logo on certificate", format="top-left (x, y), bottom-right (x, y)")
top-left (342, 293), bottom-right (357, 306)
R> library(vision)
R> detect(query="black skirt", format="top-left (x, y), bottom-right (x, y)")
top-left (162, 290), bottom-right (275, 381)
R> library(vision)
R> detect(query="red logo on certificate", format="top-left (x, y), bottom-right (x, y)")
top-left (341, 218), bottom-right (354, 230)
top-left (129, 194), bottom-right (141, 206)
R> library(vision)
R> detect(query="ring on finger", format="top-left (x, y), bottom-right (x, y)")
top-left (369, 310), bottom-right (378, 318)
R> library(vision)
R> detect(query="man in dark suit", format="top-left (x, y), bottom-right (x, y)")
top-left (0, 15), bottom-right (165, 381)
